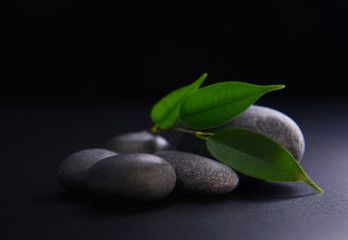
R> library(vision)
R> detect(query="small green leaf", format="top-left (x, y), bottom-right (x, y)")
top-left (180, 82), bottom-right (284, 129)
top-left (151, 73), bottom-right (207, 130)
top-left (206, 128), bottom-right (323, 193)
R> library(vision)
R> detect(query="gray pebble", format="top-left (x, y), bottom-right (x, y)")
top-left (154, 151), bottom-right (239, 196)
top-left (177, 105), bottom-right (305, 162)
top-left (86, 154), bottom-right (176, 202)
top-left (103, 131), bottom-right (171, 154)
top-left (57, 148), bottom-right (117, 193)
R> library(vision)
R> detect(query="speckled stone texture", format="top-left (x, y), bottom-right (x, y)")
top-left (154, 151), bottom-right (239, 196)
top-left (86, 154), bottom-right (176, 202)
top-left (57, 148), bottom-right (117, 193)
top-left (177, 105), bottom-right (305, 162)
top-left (103, 131), bottom-right (171, 154)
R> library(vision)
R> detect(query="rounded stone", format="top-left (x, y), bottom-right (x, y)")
top-left (86, 154), bottom-right (176, 202)
top-left (154, 151), bottom-right (239, 196)
top-left (177, 105), bottom-right (305, 162)
top-left (103, 131), bottom-right (171, 154)
top-left (57, 148), bottom-right (117, 193)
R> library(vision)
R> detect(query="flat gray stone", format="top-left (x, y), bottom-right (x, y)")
top-left (86, 154), bottom-right (176, 202)
top-left (177, 105), bottom-right (305, 162)
top-left (57, 148), bottom-right (117, 193)
top-left (154, 151), bottom-right (239, 196)
top-left (103, 131), bottom-right (171, 154)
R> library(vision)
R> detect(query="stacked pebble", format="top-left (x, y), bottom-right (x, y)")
top-left (57, 105), bottom-right (305, 203)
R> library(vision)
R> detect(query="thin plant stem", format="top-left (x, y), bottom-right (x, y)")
top-left (172, 127), bottom-right (214, 136)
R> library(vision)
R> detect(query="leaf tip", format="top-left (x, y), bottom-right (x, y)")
top-left (199, 72), bottom-right (208, 82)
top-left (193, 73), bottom-right (208, 88)
top-left (315, 185), bottom-right (324, 193)
top-left (272, 84), bottom-right (285, 90)
top-left (300, 175), bottom-right (324, 193)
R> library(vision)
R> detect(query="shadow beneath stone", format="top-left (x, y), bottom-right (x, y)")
top-left (38, 179), bottom-right (317, 217)
top-left (78, 197), bottom-right (173, 217)
top-left (37, 191), bottom-right (92, 205)
top-left (38, 191), bottom-right (173, 217)
top-left (168, 177), bottom-right (317, 205)
top-left (167, 191), bottom-right (236, 205)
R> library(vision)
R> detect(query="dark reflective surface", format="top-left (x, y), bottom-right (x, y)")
top-left (1, 101), bottom-right (347, 240)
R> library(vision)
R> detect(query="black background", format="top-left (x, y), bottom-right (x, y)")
top-left (5, 0), bottom-right (348, 103)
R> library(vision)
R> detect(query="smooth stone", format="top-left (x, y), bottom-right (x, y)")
top-left (177, 105), bottom-right (305, 162)
top-left (86, 154), bottom-right (176, 202)
top-left (57, 148), bottom-right (117, 193)
top-left (154, 151), bottom-right (239, 196)
top-left (103, 131), bottom-right (171, 154)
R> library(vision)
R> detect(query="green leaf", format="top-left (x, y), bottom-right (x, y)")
top-left (206, 128), bottom-right (323, 193)
top-left (180, 82), bottom-right (284, 129)
top-left (151, 73), bottom-right (207, 130)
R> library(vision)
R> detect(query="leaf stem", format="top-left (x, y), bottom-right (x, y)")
top-left (148, 125), bottom-right (213, 141)
top-left (150, 125), bottom-right (161, 134)
top-left (173, 127), bottom-right (214, 137)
